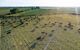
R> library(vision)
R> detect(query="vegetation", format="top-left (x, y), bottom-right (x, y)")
top-left (0, 7), bottom-right (80, 50)
top-left (10, 8), bottom-right (18, 14)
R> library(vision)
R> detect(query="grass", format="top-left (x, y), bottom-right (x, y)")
top-left (6, 9), bottom-right (48, 16)
top-left (0, 8), bottom-right (10, 15)
top-left (1, 8), bottom-right (80, 50)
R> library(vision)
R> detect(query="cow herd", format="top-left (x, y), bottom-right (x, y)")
top-left (0, 15), bottom-right (80, 50)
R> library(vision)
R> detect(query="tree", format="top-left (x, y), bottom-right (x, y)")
top-left (36, 7), bottom-right (40, 9)
top-left (31, 7), bottom-right (40, 10)
top-left (10, 8), bottom-right (18, 14)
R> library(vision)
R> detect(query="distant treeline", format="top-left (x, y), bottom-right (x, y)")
top-left (0, 7), bottom-right (40, 16)
top-left (6, 7), bottom-right (40, 15)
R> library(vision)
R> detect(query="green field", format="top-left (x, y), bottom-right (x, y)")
top-left (0, 7), bottom-right (80, 50)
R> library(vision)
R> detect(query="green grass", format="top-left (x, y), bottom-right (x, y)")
top-left (6, 9), bottom-right (48, 16)
top-left (0, 8), bottom-right (10, 15)
top-left (0, 7), bottom-right (48, 16)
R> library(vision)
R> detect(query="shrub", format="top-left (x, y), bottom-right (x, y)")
top-left (10, 8), bottom-right (18, 14)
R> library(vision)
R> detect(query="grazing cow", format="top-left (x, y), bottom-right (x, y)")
top-left (51, 30), bottom-right (55, 32)
top-left (55, 22), bottom-right (57, 23)
top-left (78, 28), bottom-right (80, 30)
top-left (30, 42), bottom-right (37, 49)
top-left (70, 27), bottom-right (73, 30)
top-left (78, 28), bottom-right (80, 33)
top-left (67, 22), bottom-right (73, 28)
top-left (20, 19), bottom-right (23, 25)
top-left (48, 34), bottom-right (53, 37)
top-left (52, 23), bottom-right (55, 26)
top-left (58, 25), bottom-right (62, 27)
top-left (31, 28), bottom-right (35, 32)
top-left (41, 32), bottom-right (45, 34)
top-left (58, 22), bottom-right (63, 27)
top-left (36, 36), bottom-right (45, 41)
top-left (36, 36), bottom-right (42, 40)
top-left (44, 23), bottom-right (47, 26)
top-left (1, 22), bottom-right (4, 26)
top-left (59, 22), bottom-right (63, 24)
top-left (6, 30), bottom-right (11, 34)
top-left (64, 22), bottom-right (73, 30)
top-left (41, 32), bottom-right (47, 35)
top-left (35, 26), bottom-right (38, 28)
top-left (64, 28), bottom-right (67, 31)
top-left (36, 32), bottom-right (47, 41)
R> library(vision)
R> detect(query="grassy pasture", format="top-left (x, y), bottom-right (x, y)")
top-left (0, 8), bottom-right (80, 50)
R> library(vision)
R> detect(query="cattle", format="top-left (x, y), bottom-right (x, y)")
top-left (41, 32), bottom-right (45, 34)
top-left (52, 23), bottom-right (55, 26)
top-left (36, 36), bottom-right (45, 41)
top-left (44, 23), bottom-right (47, 26)
top-left (35, 26), bottom-right (38, 28)
top-left (58, 22), bottom-right (63, 27)
top-left (25, 22), bottom-right (28, 25)
top-left (51, 30), bottom-right (55, 32)
top-left (48, 34), bottom-right (53, 37)
top-left (67, 22), bottom-right (73, 28)
top-left (64, 22), bottom-right (74, 30)
top-left (64, 28), bottom-right (67, 31)
top-left (31, 28), bottom-right (35, 32)
top-left (36, 36), bottom-right (42, 40)
top-left (6, 30), bottom-right (11, 34)
top-left (30, 42), bottom-right (37, 49)
top-left (78, 28), bottom-right (80, 33)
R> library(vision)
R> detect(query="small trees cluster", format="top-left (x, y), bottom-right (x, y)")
top-left (31, 7), bottom-right (40, 10)
top-left (10, 8), bottom-right (18, 14)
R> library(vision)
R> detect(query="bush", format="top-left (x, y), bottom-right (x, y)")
top-left (10, 8), bottom-right (18, 14)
